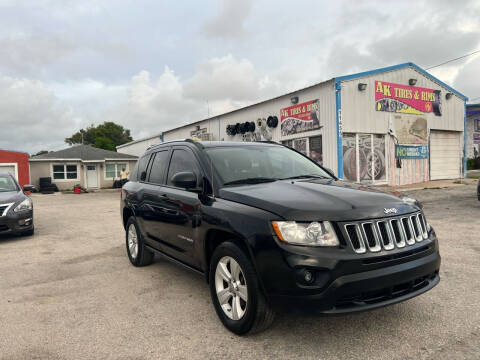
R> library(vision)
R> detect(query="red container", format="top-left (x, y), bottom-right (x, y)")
top-left (74, 187), bottom-right (81, 194)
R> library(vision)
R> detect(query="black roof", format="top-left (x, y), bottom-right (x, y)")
top-left (30, 145), bottom-right (138, 161)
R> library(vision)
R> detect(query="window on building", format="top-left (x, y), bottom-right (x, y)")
top-left (53, 164), bottom-right (78, 180)
top-left (148, 151), bottom-right (169, 185)
top-left (342, 133), bottom-right (386, 183)
top-left (105, 163), bottom-right (127, 179)
top-left (282, 135), bottom-right (322, 165)
top-left (309, 136), bottom-right (323, 165)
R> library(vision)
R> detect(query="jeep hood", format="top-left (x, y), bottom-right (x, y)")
top-left (218, 179), bottom-right (419, 221)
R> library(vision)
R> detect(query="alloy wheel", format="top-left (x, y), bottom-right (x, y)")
top-left (127, 224), bottom-right (138, 259)
top-left (214, 256), bottom-right (248, 320)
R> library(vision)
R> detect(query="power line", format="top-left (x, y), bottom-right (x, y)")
top-left (425, 49), bottom-right (480, 70)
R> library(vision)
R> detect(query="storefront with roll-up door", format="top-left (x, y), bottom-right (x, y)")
top-left (118, 62), bottom-right (467, 186)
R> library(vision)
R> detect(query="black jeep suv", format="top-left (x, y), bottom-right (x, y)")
top-left (121, 140), bottom-right (440, 334)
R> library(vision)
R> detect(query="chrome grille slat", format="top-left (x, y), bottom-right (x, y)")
top-left (345, 224), bottom-right (366, 254)
top-left (343, 212), bottom-right (429, 254)
top-left (390, 219), bottom-right (406, 248)
top-left (418, 214), bottom-right (428, 239)
top-left (361, 222), bottom-right (381, 252)
top-left (376, 221), bottom-right (394, 250)
top-left (402, 217), bottom-right (416, 245)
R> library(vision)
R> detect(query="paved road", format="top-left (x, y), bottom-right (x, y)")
top-left (0, 185), bottom-right (479, 359)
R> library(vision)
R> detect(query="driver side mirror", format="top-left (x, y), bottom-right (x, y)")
top-left (23, 184), bottom-right (36, 193)
top-left (171, 171), bottom-right (197, 189)
top-left (140, 171), bottom-right (147, 182)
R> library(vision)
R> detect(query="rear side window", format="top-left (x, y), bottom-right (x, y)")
top-left (148, 151), bottom-right (169, 185)
top-left (167, 149), bottom-right (199, 186)
top-left (136, 154), bottom-right (152, 181)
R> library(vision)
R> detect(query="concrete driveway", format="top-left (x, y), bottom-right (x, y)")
top-left (0, 186), bottom-right (479, 359)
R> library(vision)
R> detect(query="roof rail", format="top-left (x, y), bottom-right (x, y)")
top-left (146, 138), bottom-right (205, 151)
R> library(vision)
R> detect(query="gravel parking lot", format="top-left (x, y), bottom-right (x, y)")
top-left (1, 183), bottom-right (479, 360)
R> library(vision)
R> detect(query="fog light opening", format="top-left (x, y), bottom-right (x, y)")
top-left (304, 270), bottom-right (314, 283)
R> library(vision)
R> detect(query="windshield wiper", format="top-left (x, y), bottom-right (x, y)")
top-left (223, 177), bottom-right (278, 186)
top-left (280, 174), bottom-right (330, 180)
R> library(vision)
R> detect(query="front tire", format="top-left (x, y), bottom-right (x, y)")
top-left (125, 217), bottom-right (154, 267)
top-left (209, 242), bottom-right (275, 335)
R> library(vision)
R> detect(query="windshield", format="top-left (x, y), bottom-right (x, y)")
top-left (0, 175), bottom-right (18, 192)
top-left (205, 145), bottom-right (332, 185)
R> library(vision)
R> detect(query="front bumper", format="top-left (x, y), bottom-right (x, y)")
top-left (257, 233), bottom-right (440, 314)
top-left (0, 210), bottom-right (34, 235)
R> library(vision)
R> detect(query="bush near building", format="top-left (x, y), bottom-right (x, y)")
top-left (467, 157), bottom-right (480, 170)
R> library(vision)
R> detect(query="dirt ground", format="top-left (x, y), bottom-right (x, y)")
top-left (0, 184), bottom-right (479, 360)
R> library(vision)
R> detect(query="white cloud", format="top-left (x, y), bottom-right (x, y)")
top-left (0, 75), bottom-right (82, 153)
top-left (1, 0), bottom-right (480, 154)
top-left (203, 0), bottom-right (252, 40)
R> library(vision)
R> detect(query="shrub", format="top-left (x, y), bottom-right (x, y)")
top-left (467, 157), bottom-right (480, 170)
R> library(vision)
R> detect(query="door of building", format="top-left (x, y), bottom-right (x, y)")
top-left (0, 164), bottom-right (17, 180)
top-left (86, 165), bottom-right (98, 188)
top-left (430, 130), bottom-right (462, 180)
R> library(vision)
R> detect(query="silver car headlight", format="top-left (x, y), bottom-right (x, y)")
top-left (14, 198), bottom-right (33, 212)
top-left (272, 221), bottom-right (339, 246)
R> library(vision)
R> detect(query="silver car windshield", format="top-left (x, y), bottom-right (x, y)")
top-left (205, 145), bottom-right (332, 185)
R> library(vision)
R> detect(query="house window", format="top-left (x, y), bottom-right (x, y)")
top-left (105, 163), bottom-right (127, 179)
top-left (53, 164), bottom-right (78, 180)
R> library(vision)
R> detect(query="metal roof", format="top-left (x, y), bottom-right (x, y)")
top-left (30, 144), bottom-right (138, 161)
top-left (335, 62), bottom-right (468, 100)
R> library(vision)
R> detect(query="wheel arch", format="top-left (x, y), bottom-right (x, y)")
top-left (204, 229), bottom-right (261, 287)
top-left (122, 207), bottom-right (135, 229)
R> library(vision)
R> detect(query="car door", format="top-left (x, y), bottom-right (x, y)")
top-left (159, 146), bottom-right (205, 269)
top-left (135, 149), bottom-right (172, 252)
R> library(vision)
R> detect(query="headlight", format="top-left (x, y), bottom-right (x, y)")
top-left (401, 196), bottom-right (423, 209)
top-left (14, 198), bottom-right (33, 212)
top-left (272, 221), bottom-right (339, 247)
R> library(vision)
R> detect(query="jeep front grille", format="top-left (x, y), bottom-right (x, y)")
top-left (343, 213), bottom-right (428, 254)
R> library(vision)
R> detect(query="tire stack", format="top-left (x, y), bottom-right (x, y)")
top-left (39, 177), bottom-right (59, 194)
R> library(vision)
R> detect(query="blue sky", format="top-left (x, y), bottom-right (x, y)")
top-left (0, 0), bottom-right (479, 153)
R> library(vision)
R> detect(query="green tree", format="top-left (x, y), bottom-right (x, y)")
top-left (94, 136), bottom-right (115, 151)
top-left (65, 122), bottom-right (133, 151)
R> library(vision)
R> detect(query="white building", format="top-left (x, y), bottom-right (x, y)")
top-left (466, 104), bottom-right (480, 158)
top-left (118, 63), bottom-right (467, 186)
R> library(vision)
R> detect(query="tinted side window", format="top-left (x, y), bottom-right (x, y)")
top-left (137, 154), bottom-right (151, 181)
top-left (148, 151), bottom-right (169, 185)
top-left (167, 149), bottom-right (199, 186)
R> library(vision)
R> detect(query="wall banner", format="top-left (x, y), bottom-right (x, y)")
top-left (393, 115), bottom-right (427, 144)
top-left (280, 100), bottom-right (320, 136)
top-left (474, 133), bottom-right (480, 144)
top-left (395, 144), bottom-right (428, 159)
top-left (375, 81), bottom-right (442, 116)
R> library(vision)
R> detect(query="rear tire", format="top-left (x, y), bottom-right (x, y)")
top-left (125, 217), bottom-right (154, 267)
top-left (209, 242), bottom-right (275, 335)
